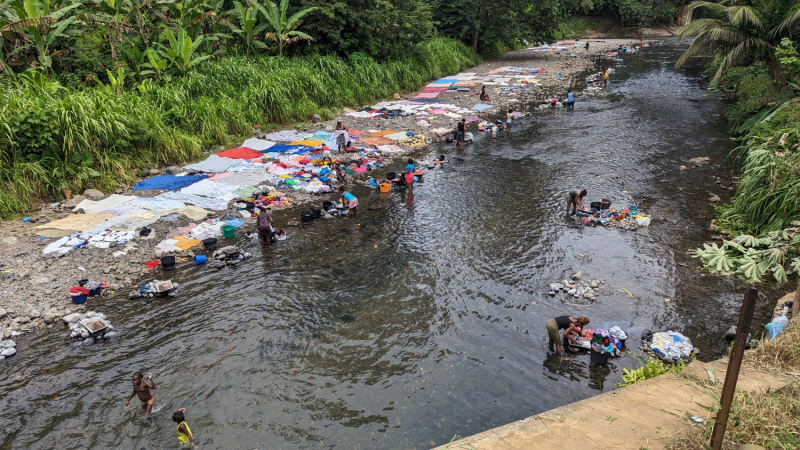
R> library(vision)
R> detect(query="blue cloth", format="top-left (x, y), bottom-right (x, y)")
top-left (567, 92), bottom-right (575, 102)
top-left (343, 192), bottom-right (355, 202)
top-left (405, 164), bottom-right (415, 173)
top-left (319, 168), bottom-right (332, 176)
top-left (407, 98), bottom-right (441, 103)
top-left (132, 174), bottom-right (206, 191)
top-left (224, 218), bottom-right (245, 228)
top-left (432, 78), bottom-right (458, 84)
top-left (269, 144), bottom-right (313, 154)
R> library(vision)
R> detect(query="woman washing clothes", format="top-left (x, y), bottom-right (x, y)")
top-left (257, 209), bottom-right (273, 248)
top-left (339, 186), bottom-right (358, 217)
top-left (546, 315), bottom-right (590, 360)
top-left (565, 188), bottom-right (587, 215)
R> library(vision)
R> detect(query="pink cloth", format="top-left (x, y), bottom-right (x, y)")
top-left (352, 165), bottom-right (367, 173)
top-left (209, 172), bottom-right (234, 181)
top-left (349, 198), bottom-right (359, 209)
top-left (415, 92), bottom-right (440, 99)
top-left (427, 109), bottom-right (448, 115)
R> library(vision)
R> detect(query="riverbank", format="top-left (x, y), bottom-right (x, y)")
top-left (0, 39), bottom-right (641, 339)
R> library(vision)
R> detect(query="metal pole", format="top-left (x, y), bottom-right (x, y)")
top-left (710, 286), bottom-right (759, 450)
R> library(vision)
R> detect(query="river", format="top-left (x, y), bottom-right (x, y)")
top-left (0, 40), bottom-right (785, 449)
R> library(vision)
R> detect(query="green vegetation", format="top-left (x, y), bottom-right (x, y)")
top-left (559, 0), bottom-right (683, 28)
top-left (690, 230), bottom-right (800, 283)
top-left (618, 356), bottom-right (686, 387)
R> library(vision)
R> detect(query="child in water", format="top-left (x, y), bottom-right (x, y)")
top-left (172, 407), bottom-right (195, 448)
top-left (124, 371), bottom-right (156, 416)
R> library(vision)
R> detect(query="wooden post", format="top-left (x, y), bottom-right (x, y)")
top-left (710, 286), bottom-right (759, 450)
top-left (792, 286), bottom-right (799, 320)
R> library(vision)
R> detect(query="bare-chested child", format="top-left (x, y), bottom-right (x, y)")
top-left (125, 371), bottom-right (156, 415)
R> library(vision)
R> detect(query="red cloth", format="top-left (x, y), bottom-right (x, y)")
top-left (70, 286), bottom-right (90, 295)
top-left (216, 147), bottom-right (263, 159)
top-left (144, 260), bottom-right (160, 268)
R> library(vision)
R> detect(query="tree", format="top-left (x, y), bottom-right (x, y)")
top-left (258, 0), bottom-right (316, 56)
top-left (0, 0), bottom-right (82, 69)
top-left (675, 1), bottom-right (800, 81)
top-left (230, 1), bottom-right (269, 56)
top-left (157, 26), bottom-right (211, 73)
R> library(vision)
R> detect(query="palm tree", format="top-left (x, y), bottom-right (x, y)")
top-left (256, 0), bottom-right (316, 56)
top-left (675, 1), bottom-right (800, 82)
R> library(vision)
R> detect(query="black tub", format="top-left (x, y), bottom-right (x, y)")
top-left (310, 206), bottom-right (322, 218)
top-left (161, 256), bottom-right (176, 271)
top-left (202, 237), bottom-right (218, 251)
top-left (301, 211), bottom-right (314, 222)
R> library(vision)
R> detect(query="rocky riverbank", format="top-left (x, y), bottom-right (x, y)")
top-left (0, 39), bottom-right (643, 344)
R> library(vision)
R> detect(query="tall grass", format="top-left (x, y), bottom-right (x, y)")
top-left (0, 38), bottom-right (480, 218)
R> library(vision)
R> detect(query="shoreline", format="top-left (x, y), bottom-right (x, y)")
top-left (0, 39), bottom-right (643, 349)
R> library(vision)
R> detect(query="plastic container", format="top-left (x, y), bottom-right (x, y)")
top-left (78, 279), bottom-right (89, 287)
top-left (72, 294), bottom-right (87, 304)
top-left (194, 255), bottom-right (207, 265)
top-left (222, 225), bottom-right (235, 239)
top-left (636, 216), bottom-right (651, 227)
top-left (380, 182), bottom-right (391, 193)
top-left (202, 237), bottom-right (218, 251)
top-left (590, 348), bottom-right (610, 364)
top-left (89, 287), bottom-right (102, 297)
top-left (301, 211), bottom-right (313, 223)
top-left (310, 206), bottom-right (322, 218)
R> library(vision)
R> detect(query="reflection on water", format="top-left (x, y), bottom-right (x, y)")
top-left (0, 40), bottom-right (785, 449)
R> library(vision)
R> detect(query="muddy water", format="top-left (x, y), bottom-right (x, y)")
top-left (0, 40), bottom-right (787, 449)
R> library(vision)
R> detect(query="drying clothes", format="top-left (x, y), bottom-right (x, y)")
top-left (359, 137), bottom-right (394, 146)
top-left (471, 103), bottom-right (495, 111)
top-left (377, 145), bottom-right (404, 153)
top-left (431, 78), bottom-right (457, 84)
top-left (383, 132), bottom-right (413, 141)
top-left (74, 194), bottom-right (137, 214)
top-left (156, 192), bottom-right (234, 211)
top-left (132, 174), bottom-right (207, 191)
top-left (415, 92), bottom-right (440, 99)
top-left (261, 130), bottom-right (312, 142)
top-left (347, 129), bottom-right (364, 137)
top-left (108, 210), bottom-right (173, 232)
top-left (179, 179), bottom-right (240, 200)
top-left (144, 260), bottom-right (160, 268)
top-left (216, 147), bottom-right (264, 159)
top-left (166, 223), bottom-right (197, 239)
top-left (85, 208), bottom-right (147, 235)
top-left (172, 235), bottom-right (202, 250)
top-left (365, 130), bottom-right (397, 137)
top-left (36, 213), bottom-right (117, 232)
top-left (224, 218), bottom-right (245, 228)
top-left (268, 144), bottom-right (313, 154)
top-left (310, 130), bottom-right (333, 141)
top-left (215, 170), bottom-right (269, 187)
top-left (649, 331), bottom-right (693, 360)
top-left (43, 236), bottom-right (79, 254)
top-left (291, 139), bottom-right (324, 147)
top-left (174, 205), bottom-right (211, 221)
top-left (397, 136), bottom-right (427, 147)
top-left (240, 138), bottom-right (276, 151)
top-left (87, 230), bottom-right (137, 249)
top-left (183, 155), bottom-right (238, 173)
top-left (232, 186), bottom-right (261, 199)
top-left (226, 162), bottom-right (269, 172)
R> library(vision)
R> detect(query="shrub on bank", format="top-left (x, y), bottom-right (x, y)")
top-left (0, 38), bottom-right (480, 218)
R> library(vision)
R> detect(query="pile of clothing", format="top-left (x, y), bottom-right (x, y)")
top-left (644, 330), bottom-right (694, 361)
top-left (591, 328), bottom-right (625, 357)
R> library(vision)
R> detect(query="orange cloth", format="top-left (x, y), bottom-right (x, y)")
top-left (365, 130), bottom-right (397, 137)
top-left (173, 235), bottom-right (202, 250)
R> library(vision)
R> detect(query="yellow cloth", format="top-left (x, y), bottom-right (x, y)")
top-left (35, 213), bottom-right (116, 232)
top-left (365, 130), bottom-right (397, 137)
top-left (173, 235), bottom-right (201, 250)
top-left (397, 136), bottom-right (427, 148)
top-left (291, 139), bottom-right (324, 147)
top-left (177, 421), bottom-right (193, 444)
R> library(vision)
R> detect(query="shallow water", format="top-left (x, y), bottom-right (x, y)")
top-left (1, 40), bottom-right (789, 449)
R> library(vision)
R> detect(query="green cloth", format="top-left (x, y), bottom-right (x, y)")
top-left (233, 186), bottom-right (260, 199)
top-left (546, 318), bottom-right (560, 342)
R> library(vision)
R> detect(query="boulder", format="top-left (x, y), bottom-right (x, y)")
top-left (1, 347), bottom-right (16, 357)
top-left (590, 280), bottom-right (599, 288)
top-left (64, 195), bottom-right (86, 208)
top-left (43, 311), bottom-right (58, 324)
top-left (165, 166), bottom-right (181, 175)
top-left (83, 189), bottom-right (105, 201)
top-left (571, 271), bottom-right (583, 280)
top-left (0, 308), bottom-right (6, 319)
top-left (689, 156), bottom-right (711, 165)
top-left (62, 313), bottom-right (82, 324)
top-left (29, 309), bottom-right (41, 319)
top-left (149, 168), bottom-right (161, 176)
top-left (0, 340), bottom-right (15, 348)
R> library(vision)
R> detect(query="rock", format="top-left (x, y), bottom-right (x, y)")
top-left (114, 189), bottom-right (123, 194)
top-left (571, 271), bottom-right (583, 280)
top-left (548, 291), bottom-right (556, 296)
top-left (590, 280), bottom-right (599, 288)
top-left (17, 316), bottom-right (30, 324)
top-left (62, 313), bottom-right (82, 324)
top-left (165, 166), bottom-right (181, 175)
top-left (83, 189), bottom-right (104, 201)
top-left (567, 289), bottom-right (576, 296)
top-left (737, 445), bottom-right (767, 450)
top-left (321, 213), bottom-right (334, 220)
top-left (679, 165), bottom-right (687, 170)
top-left (689, 156), bottom-right (710, 165)
top-left (709, 195), bottom-right (721, 202)
top-left (549, 283), bottom-right (564, 291)
top-left (109, 283), bottom-right (120, 291)
top-left (0, 308), bottom-right (6, 319)
top-left (1, 236), bottom-right (17, 246)
top-left (0, 340), bottom-right (15, 348)
top-left (43, 311), bottom-right (58, 323)
top-left (64, 195), bottom-right (86, 208)
top-left (29, 309), bottom-right (41, 319)
top-left (129, 290), bottom-right (143, 299)
top-left (340, 313), bottom-right (354, 323)
top-left (1, 347), bottom-right (16, 357)
top-left (149, 168), bottom-right (161, 176)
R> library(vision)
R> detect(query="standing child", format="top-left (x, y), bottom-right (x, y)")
top-left (405, 158), bottom-right (415, 191)
top-left (505, 109), bottom-right (513, 133)
top-left (124, 371), bottom-right (156, 416)
top-left (335, 122), bottom-right (347, 153)
top-left (172, 408), bottom-right (195, 448)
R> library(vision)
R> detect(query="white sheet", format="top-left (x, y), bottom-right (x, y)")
top-left (74, 194), bottom-right (138, 214)
top-left (241, 138), bottom-right (276, 151)
top-left (183, 154), bottom-right (238, 173)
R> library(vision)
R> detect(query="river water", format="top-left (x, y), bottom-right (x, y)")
top-left (0, 40), bottom-right (787, 449)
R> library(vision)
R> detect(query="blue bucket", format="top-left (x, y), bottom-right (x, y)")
top-left (72, 294), bottom-right (87, 304)
top-left (89, 287), bottom-right (102, 297)
top-left (194, 255), bottom-right (207, 265)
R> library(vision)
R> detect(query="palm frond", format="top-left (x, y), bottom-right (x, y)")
top-left (0, 16), bottom-right (54, 31)
top-left (677, 18), bottom-right (723, 39)
top-left (728, 6), bottom-right (763, 33)
top-left (769, 8), bottom-right (800, 40)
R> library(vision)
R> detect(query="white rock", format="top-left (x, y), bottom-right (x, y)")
top-left (571, 271), bottom-right (583, 280)
top-left (549, 283), bottom-right (564, 291)
top-left (63, 313), bottom-right (82, 324)
top-left (1, 347), bottom-right (16, 357)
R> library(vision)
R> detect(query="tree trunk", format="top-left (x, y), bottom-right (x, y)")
top-left (472, 0), bottom-right (486, 53)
